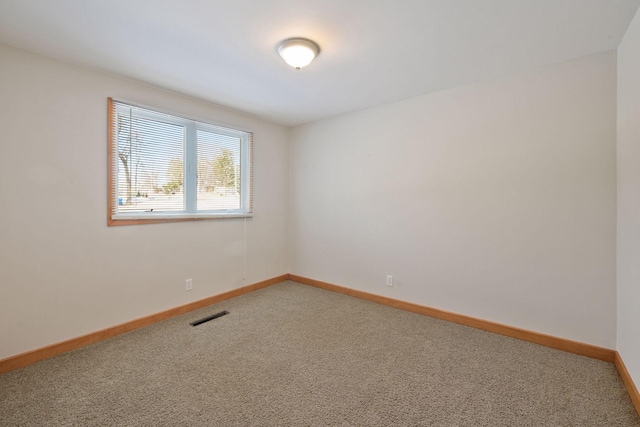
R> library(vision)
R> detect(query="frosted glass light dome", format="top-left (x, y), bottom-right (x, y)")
top-left (277, 38), bottom-right (319, 70)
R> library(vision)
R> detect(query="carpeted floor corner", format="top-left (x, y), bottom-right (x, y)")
top-left (1, 281), bottom-right (638, 426)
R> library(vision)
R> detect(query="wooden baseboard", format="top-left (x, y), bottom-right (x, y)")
top-left (0, 274), bottom-right (288, 374)
top-left (615, 352), bottom-right (640, 417)
top-left (288, 274), bottom-right (616, 363)
top-left (1, 272), bottom-right (624, 381)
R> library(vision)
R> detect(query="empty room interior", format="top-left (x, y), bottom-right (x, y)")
top-left (2, 0), bottom-right (640, 425)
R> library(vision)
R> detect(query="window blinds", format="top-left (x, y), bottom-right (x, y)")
top-left (107, 98), bottom-right (253, 224)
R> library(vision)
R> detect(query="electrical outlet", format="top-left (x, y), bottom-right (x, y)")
top-left (185, 278), bottom-right (193, 291)
top-left (386, 274), bottom-right (394, 287)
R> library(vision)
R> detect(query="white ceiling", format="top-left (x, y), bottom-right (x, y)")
top-left (1, 0), bottom-right (639, 126)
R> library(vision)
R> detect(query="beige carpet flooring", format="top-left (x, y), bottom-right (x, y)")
top-left (1, 281), bottom-right (638, 426)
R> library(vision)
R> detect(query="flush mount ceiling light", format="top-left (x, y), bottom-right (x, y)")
top-left (276, 38), bottom-right (320, 70)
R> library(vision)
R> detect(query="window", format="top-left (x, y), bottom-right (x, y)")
top-left (108, 98), bottom-right (253, 225)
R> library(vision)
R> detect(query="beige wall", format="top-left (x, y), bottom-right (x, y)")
top-left (0, 41), bottom-right (625, 361)
top-left (0, 44), bottom-right (289, 359)
top-left (618, 7), bottom-right (640, 390)
top-left (289, 52), bottom-right (617, 348)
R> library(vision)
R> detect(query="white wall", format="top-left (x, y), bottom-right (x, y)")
top-left (0, 44), bottom-right (289, 360)
top-left (618, 8), bottom-right (640, 389)
top-left (289, 52), bottom-right (617, 348)
top-left (0, 40), bottom-right (624, 362)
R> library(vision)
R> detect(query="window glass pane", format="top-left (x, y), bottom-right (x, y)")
top-left (116, 111), bottom-right (185, 213)
top-left (196, 129), bottom-right (241, 211)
